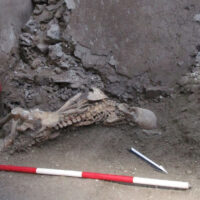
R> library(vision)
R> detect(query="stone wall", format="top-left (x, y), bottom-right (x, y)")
top-left (0, 0), bottom-right (32, 114)
top-left (69, 0), bottom-right (200, 86)
top-left (0, 0), bottom-right (32, 72)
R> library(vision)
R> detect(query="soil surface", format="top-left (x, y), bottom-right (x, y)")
top-left (0, 126), bottom-right (199, 200)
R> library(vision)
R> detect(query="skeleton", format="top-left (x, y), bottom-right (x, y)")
top-left (0, 88), bottom-right (157, 151)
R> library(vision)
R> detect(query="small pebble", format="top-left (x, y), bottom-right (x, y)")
top-left (54, 67), bottom-right (62, 74)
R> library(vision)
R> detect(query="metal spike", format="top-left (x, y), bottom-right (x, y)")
top-left (130, 147), bottom-right (168, 174)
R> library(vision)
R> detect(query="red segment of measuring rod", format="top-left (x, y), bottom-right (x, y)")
top-left (0, 165), bottom-right (36, 174)
top-left (82, 172), bottom-right (133, 183)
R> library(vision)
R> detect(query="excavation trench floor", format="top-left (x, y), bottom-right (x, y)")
top-left (0, 124), bottom-right (199, 200)
top-left (1, 0), bottom-right (200, 199)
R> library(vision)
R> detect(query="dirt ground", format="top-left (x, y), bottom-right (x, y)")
top-left (0, 127), bottom-right (199, 200)
top-left (0, 91), bottom-right (200, 200)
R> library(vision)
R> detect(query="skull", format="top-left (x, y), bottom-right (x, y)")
top-left (117, 104), bottom-right (157, 130)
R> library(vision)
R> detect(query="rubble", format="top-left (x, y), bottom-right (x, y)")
top-left (32, 0), bottom-right (48, 4)
top-left (22, 18), bottom-right (39, 34)
top-left (46, 23), bottom-right (61, 43)
top-left (48, 43), bottom-right (63, 61)
top-left (144, 86), bottom-right (173, 98)
top-left (74, 44), bottom-right (108, 67)
top-left (33, 4), bottom-right (45, 15)
top-left (31, 58), bottom-right (44, 69)
top-left (195, 52), bottom-right (200, 67)
top-left (19, 33), bottom-right (34, 47)
top-left (37, 9), bottom-right (54, 23)
top-left (53, 69), bottom-right (89, 88)
top-left (47, 1), bottom-right (64, 11)
top-left (4, 0), bottom-right (153, 116)
top-left (58, 54), bottom-right (77, 69)
top-left (64, 0), bottom-right (76, 10)
top-left (48, 0), bottom-right (60, 4)
top-left (36, 43), bottom-right (48, 54)
top-left (194, 14), bottom-right (200, 23)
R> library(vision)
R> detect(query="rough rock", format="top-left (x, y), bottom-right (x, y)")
top-left (62, 14), bottom-right (70, 25)
top-left (48, 43), bottom-right (63, 61)
top-left (108, 55), bottom-right (118, 67)
top-left (36, 43), bottom-right (49, 54)
top-left (54, 67), bottom-right (62, 74)
top-left (61, 40), bottom-right (75, 54)
top-left (19, 33), bottom-right (34, 47)
top-left (37, 9), bottom-right (54, 23)
top-left (33, 4), bottom-right (45, 15)
top-left (55, 6), bottom-right (65, 19)
top-left (52, 68), bottom-right (104, 89)
top-left (33, 0), bottom-right (48, 4)
top-left (47, 1), bottom-right (64, 11)
top-left (74, 44), bottom-right (108, 68)
top-left (144, 86), bottom-right (173, 98)
top-left (64, 0), bottom-right (76, 10)
top-left (31, 58), bottom-right (44, 69)
top-left (53, 69), bottom-right (86, 87)
top-left (178, 68), bottom-right (200, 94)
top-left (194, 14), bottom-right (200, 23)
top-left (48, 0), bottom-right (60, 4)
top-left (58, 55), bottom-right (77, 69)
top-left (19, 47), bottom-right (33, 63)
top-left (46, 23), bottom-right (61, 43)
top-left (195, 52), bottom-right (200, 67)
top-left (33, 74), bottom-right (52, 86)
top-left (22, 18), bottom-right (39, 34)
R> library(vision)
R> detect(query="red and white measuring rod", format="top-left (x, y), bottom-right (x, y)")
top-left (0, 165), bottom-right (190, 190)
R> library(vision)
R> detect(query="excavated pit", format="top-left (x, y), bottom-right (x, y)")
top-left (1, 0), bottom-right (200, 199)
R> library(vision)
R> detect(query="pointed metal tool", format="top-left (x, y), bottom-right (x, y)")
top-left (130, 147), bottom-right (168, 174)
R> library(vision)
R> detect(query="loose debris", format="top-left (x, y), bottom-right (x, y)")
top-left (0, 88), bottom-right (157, 152)
top-left (3, 0), bottom-right (156, 116)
